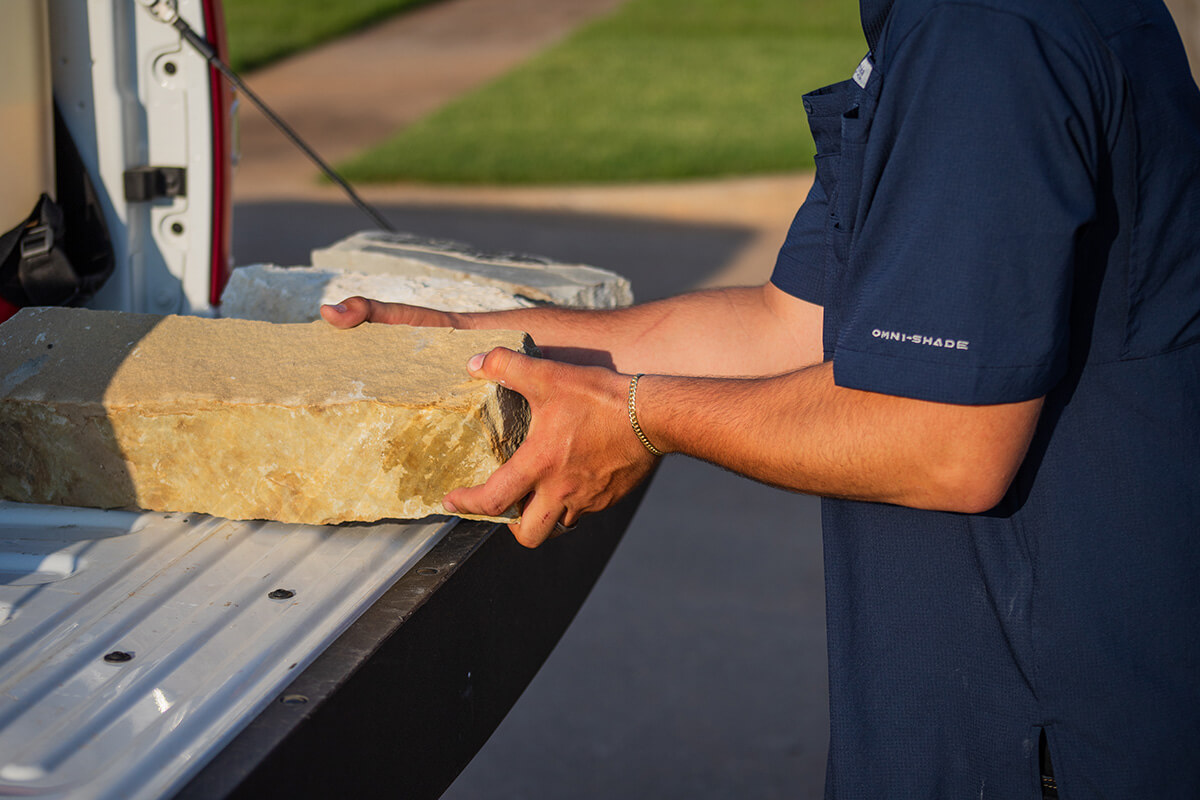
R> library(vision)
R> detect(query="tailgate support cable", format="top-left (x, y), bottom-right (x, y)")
top-left (137, 0), bottom-right (398, 233)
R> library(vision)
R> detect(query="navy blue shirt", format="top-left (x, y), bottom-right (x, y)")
top-left (772, 0), bottom-right (1200, 796)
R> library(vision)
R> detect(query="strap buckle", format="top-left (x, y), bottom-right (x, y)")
top-left (19, 224), bottom-right (52, 260)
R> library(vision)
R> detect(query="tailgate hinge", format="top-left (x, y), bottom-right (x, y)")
top-left (123, 166), bottom-right (187, 202)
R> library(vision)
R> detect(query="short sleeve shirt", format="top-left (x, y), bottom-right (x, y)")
top-left (771, 0), bottom-right (1200, 796)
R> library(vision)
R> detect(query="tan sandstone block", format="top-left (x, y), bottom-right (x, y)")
top-left (0, 307), bottom-right (535, 524)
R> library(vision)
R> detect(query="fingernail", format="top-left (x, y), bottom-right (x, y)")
top-left (442, 497), bottom-right (458, 514)
top-left (468, 352), bottom-right (486, 373)
top-left (326, 303), bottom-right (346, 313)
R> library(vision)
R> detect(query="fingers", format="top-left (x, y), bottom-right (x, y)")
top-left (442, 453), bottom-right (534, 523)
top-left (319, 296), bottom-right (459, 329)
top-left (440, 409), bottom-right (578, 548)
top-left (509, 492), bottom-right (567, 549)
top-left (443, 455), bottom-right (565, 548)
top-left (439, 350), bottom-right (545, 518)
top-left (444, 474), bottom-right (573, 549)
top-left (446, 351), bottom-right (654, 549)
top-left (445, 351), bottom-right (571, 547)
top-left (467, 347), bottom-right (555, 406)
top-left (317, 296), bottom-right (382, 328)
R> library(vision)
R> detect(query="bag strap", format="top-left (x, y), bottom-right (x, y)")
top-left (21, 195), bottom-right (80, 305)
top-left (0, 194), bottom-right (80, 307)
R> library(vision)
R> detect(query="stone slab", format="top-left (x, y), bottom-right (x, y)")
top-left (220, 263), bottom-right (538, 324)
top-left (310, 230), bottom-right (634, 309)
top-left (0, 307), bottom-right (535, 524)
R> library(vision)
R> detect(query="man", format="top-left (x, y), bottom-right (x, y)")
top-left (324, 0), bottom-right (1200, 795)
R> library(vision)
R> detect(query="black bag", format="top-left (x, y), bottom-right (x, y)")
top-left (0, 105), bottom-right (114, 310)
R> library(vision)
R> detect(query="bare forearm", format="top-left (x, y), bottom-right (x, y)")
top-left (637, 362), bottom-right (1043, 512)
top-left (452, 283), bottom-right (823, 377)
top-left (416, 343), bottom-right (1042, 542)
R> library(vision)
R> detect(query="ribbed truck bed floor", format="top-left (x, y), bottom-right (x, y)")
top-left (0, 501), bottom-right (452, 800)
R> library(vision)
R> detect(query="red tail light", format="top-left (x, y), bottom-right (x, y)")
top-left (202, 0), bottom-right (234, 309)
top-left (0, 296), bottom-right (19, 324)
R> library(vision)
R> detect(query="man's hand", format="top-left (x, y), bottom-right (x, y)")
top-left (320, 295), bottom-right (660, 546)
top-left (443, 347), bottom-right (660, 548)
top-left (320, 296), bottom-right (466, 330)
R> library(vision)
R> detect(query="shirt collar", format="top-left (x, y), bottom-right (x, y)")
top-left (860, 0), bottom-right (894, 51)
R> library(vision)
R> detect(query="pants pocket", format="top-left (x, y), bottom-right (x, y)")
top-left (1039, 728), bottom-right (1059, 799)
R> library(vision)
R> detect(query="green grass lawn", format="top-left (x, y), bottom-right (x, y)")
top-left (223, 0), bottom-right (437, 73)
top-left (339, 0), bottom-right (866, 184)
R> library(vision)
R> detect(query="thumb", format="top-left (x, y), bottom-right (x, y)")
top-left (468, 347), bottom-right (551, 405)
top-left (319, 297), bottom-right (367, 328)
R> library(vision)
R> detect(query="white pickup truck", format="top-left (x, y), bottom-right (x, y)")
top-left (0, 4), bottom-right (642, 798)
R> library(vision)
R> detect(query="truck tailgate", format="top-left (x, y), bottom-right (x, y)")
top-left (0, 501), bottom-right (452, 799)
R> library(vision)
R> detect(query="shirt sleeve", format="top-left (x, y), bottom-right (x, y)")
top-left (770, 176), bottom-right (829, 305)
top-left (831, 4), bottom-right (1103, 405)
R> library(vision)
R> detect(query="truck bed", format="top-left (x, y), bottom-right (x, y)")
top-left (0, 502), bottom-right (451, 798)
top-left (0, 486), bottom-right (644, 799)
